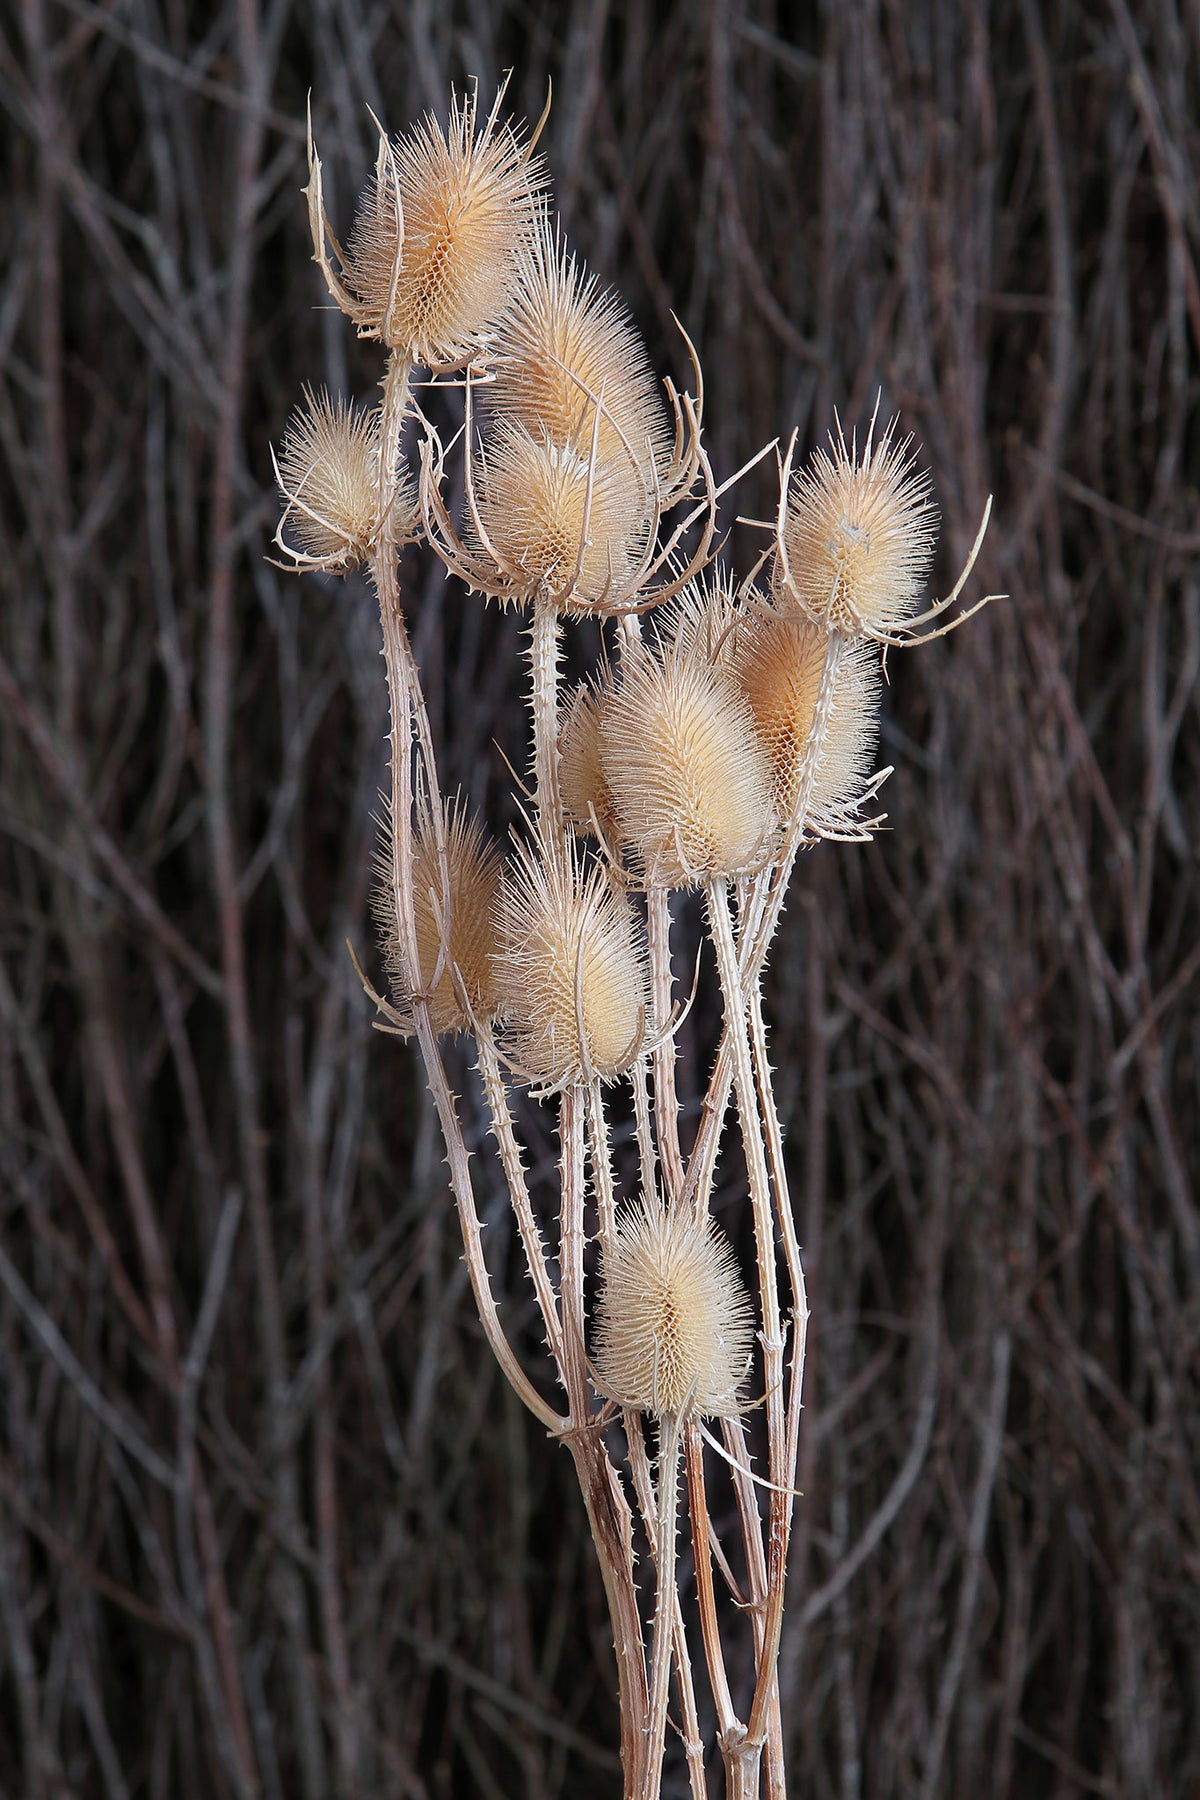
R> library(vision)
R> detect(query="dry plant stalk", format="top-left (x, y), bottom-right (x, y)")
top-left (275, 78), bottom-right (998, 1800)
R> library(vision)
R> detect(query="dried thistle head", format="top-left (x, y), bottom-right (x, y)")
top-left (274, 388), bottom-right (414, 571)
top-left (373, 803), bottom-right (502, 1036)
top-left (491, 220), bottom-right (672, 506)
top-left (311, 85), bottom-right (546, 368)
top-left (731, 609), bottom-right (882, 832)
top-left (599, 641), bottom-right (776, 888)
top-left (470, 422), bottom-right (645, 608)
top-left (493, 838), bottom-right (650, 1088)
top-left (778, 413), bottom-right (938, 640)
top-left (560, 680), bottom-right (617, 842)
top-left (593, 1200), bottom-right (754, 1421)
top-left (663, 568), bottom-right (743, 667)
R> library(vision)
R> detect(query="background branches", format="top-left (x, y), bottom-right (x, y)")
top-left (0, 1), bottom-right (1196, 1795)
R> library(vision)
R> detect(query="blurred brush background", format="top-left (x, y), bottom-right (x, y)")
top-left (1, 1), bottom-right (1197, 1795)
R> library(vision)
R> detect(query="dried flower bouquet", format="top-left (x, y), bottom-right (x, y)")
top-left (273, 79), bottom-right (995, 1800)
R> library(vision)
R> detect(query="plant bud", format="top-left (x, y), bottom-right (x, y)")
top-left (374, 804), bottom-right (502, 1036)
top-left (779, 419), bottom-right (938, 638)
top-left (599, 642), bottom-right (775, 888)
top-left (494, 840), bottom-right (650, 1087)
top-left (731, 610), bottom-right (882, 831)
top-left (593, 1200), bottom-right (754, 1420)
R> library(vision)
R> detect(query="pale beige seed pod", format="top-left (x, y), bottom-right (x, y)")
top-left (779, 416), bottom-right (938, 639)
top-left (318, 88), bottom-right (546, 368)
top-left (274, 389), bottom-right (416, 572)
top-left (491, 219), bottom-right (672, 504)
top-left (731, 609), bottom-right (882, 831)
top-left (373, 804), bottom-right (502, 1036)
top-left (559, 681), bottom-right (618, 842)
top-left (599, 642), bottom-right (776, 888)
top-left (493, 839), bottom-right (650, 1088)
top-left (471, 422), bottom-right (644, 608)
top-left (593, 1200), bottom-right (754, 1420)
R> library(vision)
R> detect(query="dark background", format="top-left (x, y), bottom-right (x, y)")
top-left (1, 1), bottom-right (1197, 1795)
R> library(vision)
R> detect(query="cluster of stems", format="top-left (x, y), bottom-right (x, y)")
top-left (274, 80), bottom-right (995, 1800)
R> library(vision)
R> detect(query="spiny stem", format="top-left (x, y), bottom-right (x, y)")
top-left (531, 588), bottom-right (565, 841)
top-left (647, 888), bottom-right (684, 1206)
top-left (644, 1413), bottom-right (682, 1800)
top-left (477, 1027), bottom-right (567, 1376)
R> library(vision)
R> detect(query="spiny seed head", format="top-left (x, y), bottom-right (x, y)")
top-left (731, 610), bottom-right (882, 829)
top-left (491, 220), bottom-right (671, 507)
top-left (664, 569), bottom-right (743, 668)
top-left (600, 642), bottom-right (776, 888)
top-left (780, 418), bottom-right (938, 638)
top-left (275, 388), bottom-right (411, 571)
top-left (472, 423), bottom-right (644, 608)
top-left (593, 1201), bottom-right (754, 1421)
top-left (560, 681), bottom-right (618, 842)
top-left (494, 839), bottom-right (650, 1087)
top-left (373, 804), bottom-right (502, 1036)
top-left (339, 88), bottom-right (546, 367)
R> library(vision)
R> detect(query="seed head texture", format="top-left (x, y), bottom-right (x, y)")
top-left (594, 1201), bottom-right (754, 1420)
top-left (601, 644), bottom-right (775, 887)
top-left (781, 420), bottom-right (938, 637)
top-left (732, 611), bottom-right (882, 828)
top-left (472, 422), bottom-right (643, 607)
top-left (560, 682), bottom-right (618, 841)
top-left (341, 90), bottom-right (545, 366)
top-left (276, 389), bottom-right (405, 570)
top-left (494, 842), bottom-right (650, 1087)
top-left (492, 221), bottom-right (671, 505)
top-left (374, 805), bottom-right (502, 1036)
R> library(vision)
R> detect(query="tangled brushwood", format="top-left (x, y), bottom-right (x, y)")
top-left (276, 79), bottom-right (998, 1800)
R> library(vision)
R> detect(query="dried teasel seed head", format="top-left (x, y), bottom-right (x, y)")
top-left (599, 641), bottom-right (776, 888)
top-left (275, 389), bottom-right (413, 571)
top-left (593, 1200), bottom-right (754, 1421)
top-left (494, 839), bottom-right (650, 1088)
top-left (731, 609), bottom-right (883, 832)
top-left (491, 220), bottom-right (672, 508)
top-left (560, 681), bottom-right (618, 842)
top-left (337, 87), bottom-right (546, 367)
top-left (662, 569), bottom-right (743, 668)
top-left (373, 803), bottom-right (502, 1036)
top-left (472, 423), bottom-right (644, 608)
top-left (779, 415), bottom-right (939, 639)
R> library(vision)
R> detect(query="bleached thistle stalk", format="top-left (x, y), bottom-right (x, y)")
top-left (277, 76), bottom-right (999, 1800)
top-left (595, 1202), bottom-right (754, 1800)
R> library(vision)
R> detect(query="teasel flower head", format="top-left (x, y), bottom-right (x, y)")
top-left (490, 220), bottom-right (674, 508)
top-left (306, 83), bottom-right (547, 369)
top-left (418, 220), bottom-right (717, 613)
top-left (468, 421), bottom-right (646, 609)
top-left (599, 639), bottom-right (776, 889)
top-left (560, 681), bottom-right (618, 843)
top-left (593, 1200), bottom-right (754, 1421)
top-left (731, 607), bottom-right (883, 835)
top-left (777, 410), bottom-right (939, 642)
top-left (493, 836), bottom-right (651, 1089)
top-left (273, 388), bottom-right (416, 572)
top-left (663, 567), bottom-right (743, 668)
top-left (373, 801), bottom-right (502, 1036)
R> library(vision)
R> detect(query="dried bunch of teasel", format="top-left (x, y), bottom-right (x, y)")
top-left (275, 78), bottom-right (998, 1800)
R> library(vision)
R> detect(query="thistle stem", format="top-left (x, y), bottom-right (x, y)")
top-left (705, 878), bottom-right (788, 1756)
top-left (644, 1413), bottom-right (682, 1800)
top-left (530, 588), bottom-right (565, 841)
